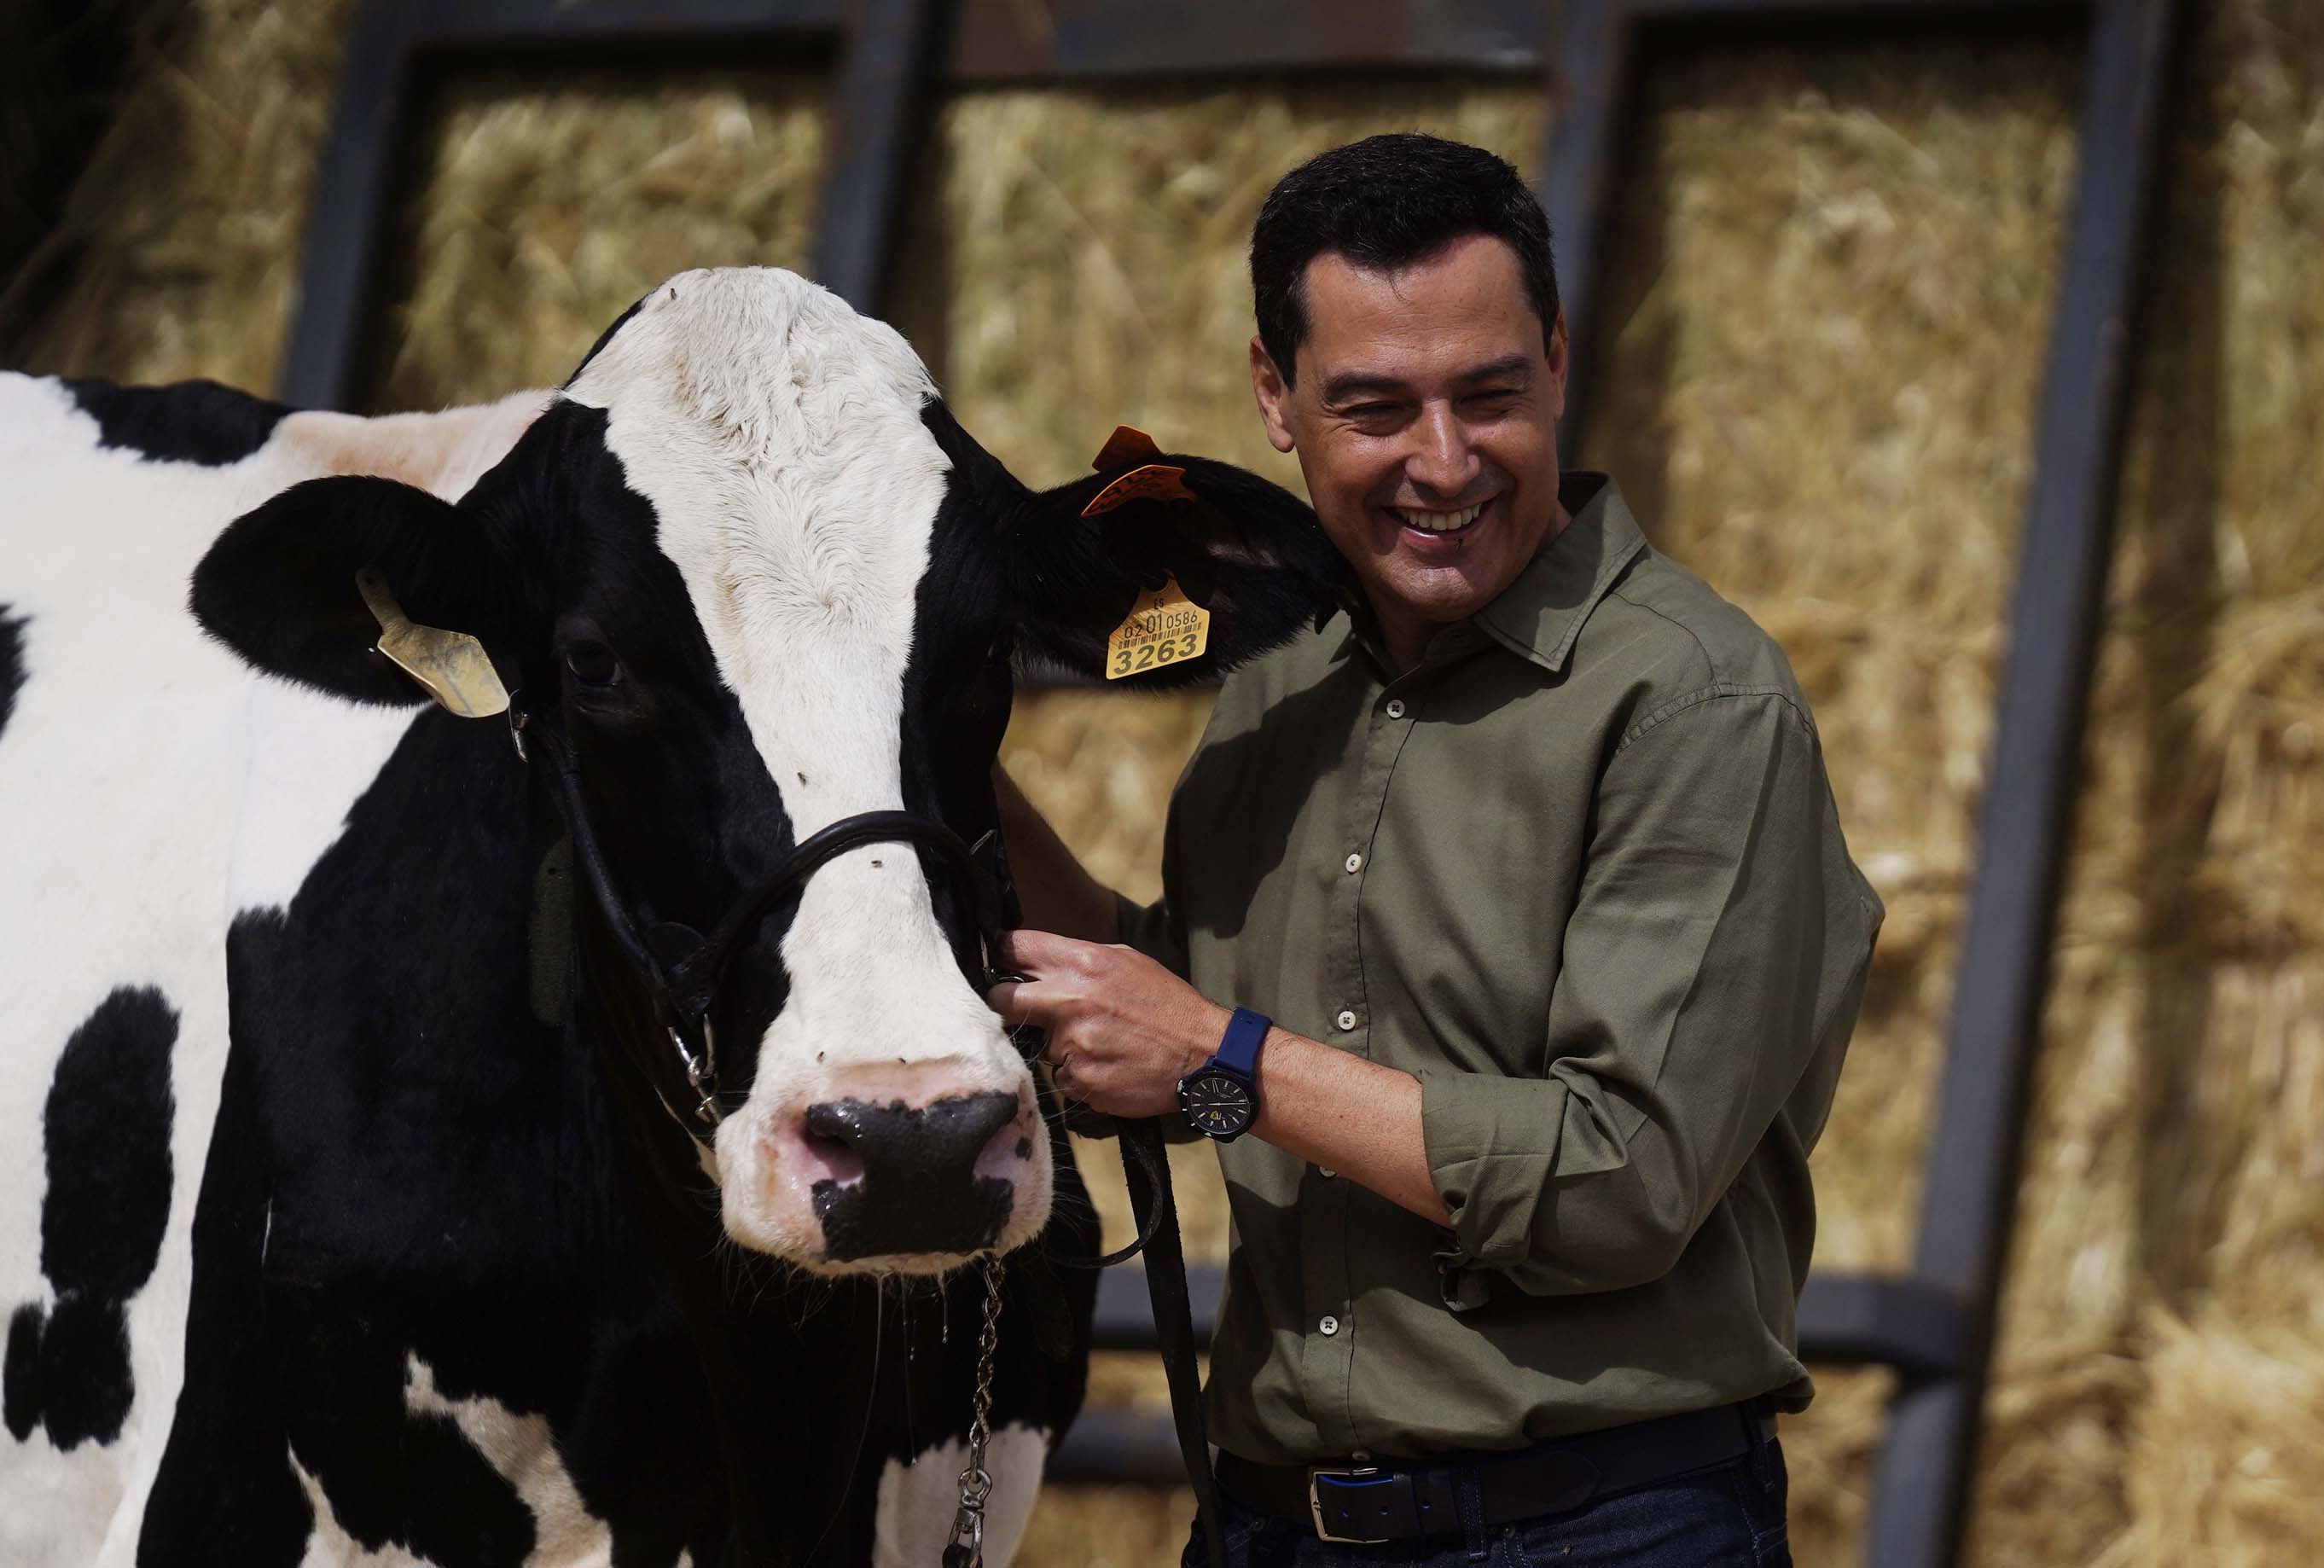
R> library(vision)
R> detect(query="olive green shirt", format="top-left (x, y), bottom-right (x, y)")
top-left (1120, 473), bottom-right (1883, 1465)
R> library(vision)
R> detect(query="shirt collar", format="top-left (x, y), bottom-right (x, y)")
top-left (1333, 473), bottom-right (1646, 677)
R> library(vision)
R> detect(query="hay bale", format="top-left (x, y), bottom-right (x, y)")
top-left (375, 69), bottom-right (826, 411)
top-left (1578, 32), bottom-right (2087, 1560)
top-left (9, 0), bottom-right (357, 390)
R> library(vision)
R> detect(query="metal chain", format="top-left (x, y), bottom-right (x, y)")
top-left (944, 1257), bottom-right (1008, 1568)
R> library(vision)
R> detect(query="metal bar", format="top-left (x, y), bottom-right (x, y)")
top-left (278, 1), bottom-right (418, 409)
top-left (949, 0), bottom-right (1548, 82)
top-left (1095, 1263), bottom-right (1972, 1376)
top-left (1865, 2), bottom-right (2182, 1563)
top-left (1046, 1404), bottom-right (1194, 1485)
top-left (1091, 1262), bottom-right (1218, 1350)
top-left (1064, 1267), bottom-right (1968, 1488)
top-left (1543, 0), bottom-right (1631, 450)
top-left (1795, 1275), bottom-right (1972, 1381)
top-left (1621, 0), bottom-right (2076, 15)
top-left (813, 0), bottom-right (946, 312)
top-left (408, 0), bottom-right (844, 49)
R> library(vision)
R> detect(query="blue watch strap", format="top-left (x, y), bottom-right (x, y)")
top-left (1213, 1007), bottom-right (1272, 1079)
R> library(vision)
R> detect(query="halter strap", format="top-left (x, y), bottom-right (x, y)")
top-left (512, 695), bottom-right (1025, 1145)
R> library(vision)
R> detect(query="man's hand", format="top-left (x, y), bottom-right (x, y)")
top-left (990, 929), bottom-right (1453, 1227)
top-left (986, 930), bottom-right (1229, 1119)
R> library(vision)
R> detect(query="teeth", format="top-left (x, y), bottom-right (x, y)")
top-left (1396, 502), bottom-right (1484, 532)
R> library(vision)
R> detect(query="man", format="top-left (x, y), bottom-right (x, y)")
top-left (991, 134), bottom-right (1880, 1565)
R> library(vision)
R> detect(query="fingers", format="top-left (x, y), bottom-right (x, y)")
top-left (1001, 926), bottom-right (1101, 974)
top-left (985, 974), bottom-right (1077, 1031)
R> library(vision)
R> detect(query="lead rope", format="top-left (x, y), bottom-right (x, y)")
top-left (943, 1257), bottom-right (1008, 1568)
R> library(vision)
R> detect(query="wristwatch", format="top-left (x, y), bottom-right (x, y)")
top-left (1177, 1007), bottom-right (1269, 1141)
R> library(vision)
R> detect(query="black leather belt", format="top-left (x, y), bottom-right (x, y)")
top-left (1216, 1399), bottom-right (1777, 1545)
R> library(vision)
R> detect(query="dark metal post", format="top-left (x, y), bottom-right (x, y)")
top-left (1542, 0), bottom-right (1630, 450)
top-left (279, 0), bottom-right (419, 409)
top-left (1867, 3), bottom-right (2183, 1563)
top-left (813, 0), bottom-right (948, 313)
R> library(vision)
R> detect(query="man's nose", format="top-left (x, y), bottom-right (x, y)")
top-left (1404, 402), bottom-right (1479, 499)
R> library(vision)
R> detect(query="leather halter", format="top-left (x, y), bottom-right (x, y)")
top-left (508, 695), bottom-right (1028, 1146)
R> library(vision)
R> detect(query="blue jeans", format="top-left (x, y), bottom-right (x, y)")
top-left (1184, 1435), bottom-right (1792, 1568)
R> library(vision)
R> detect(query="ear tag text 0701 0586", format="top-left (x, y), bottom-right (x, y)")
top-left (356, 566), bottom-right (511, 719)
top-left (1106, 580), bottom-right (1211, 681)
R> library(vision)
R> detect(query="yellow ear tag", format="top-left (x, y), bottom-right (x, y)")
top-left (356, 567), bottom-right (511, 719)
top-left (1105, 579), bottom-right (1211, 681)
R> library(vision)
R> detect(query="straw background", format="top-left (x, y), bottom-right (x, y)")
top-left (8, 1), bottom-right (2320, 1563)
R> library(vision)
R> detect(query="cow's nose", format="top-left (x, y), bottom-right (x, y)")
top-left (801, 1092), bottom-right (1022, 1261)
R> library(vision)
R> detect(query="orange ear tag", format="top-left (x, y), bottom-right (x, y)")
top-left (1082, 463), bottom-right (1196, 517)
top-left (1092, 425), bottom-right (1166, 470)
top-left (1106, 579), bottom-right (1211, 681)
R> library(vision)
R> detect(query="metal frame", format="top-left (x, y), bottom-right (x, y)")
top-left (1547, 3), bottom-right (2182, 1562)
top-left (282, 3), bottom-right (2184, 1562)
top-left (282, 0), bottom-right (927, 409)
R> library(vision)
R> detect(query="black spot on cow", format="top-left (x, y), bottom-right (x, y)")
top-left (4, 985), bottom-right (177, 1450)
top-left (0, 609), bottom-right (24, 743)
top-left (145, 712), bottom-right (723, 1566)
top-left (65, 378), bottom-right (290, 466)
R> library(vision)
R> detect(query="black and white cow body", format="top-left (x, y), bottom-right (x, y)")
top-left (1, 268), bottom-right (1344, 1565)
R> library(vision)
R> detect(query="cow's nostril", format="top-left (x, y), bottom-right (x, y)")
top-left (945, 1091), bottom-right (1020, 1156)
top-left (804, 1099), bottom-right (870, 1149)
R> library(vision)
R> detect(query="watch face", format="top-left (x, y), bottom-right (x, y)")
top-left (1179, 1071), bottom-right (1256, 1139)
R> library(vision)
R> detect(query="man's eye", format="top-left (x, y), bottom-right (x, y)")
top-left (564, 642), bottom-right (620, 687)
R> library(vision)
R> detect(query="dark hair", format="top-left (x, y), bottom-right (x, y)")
top-left (1250, 133), bottom-right (1559, 386)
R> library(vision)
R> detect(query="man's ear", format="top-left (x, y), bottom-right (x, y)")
top-left (953, 415), bottom-right (1351, 686)
top-left (190, 474), bottom-right (526, 710)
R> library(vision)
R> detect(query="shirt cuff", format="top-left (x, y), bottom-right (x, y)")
top-left (1420, 1068), bottom-right (1560, 1301)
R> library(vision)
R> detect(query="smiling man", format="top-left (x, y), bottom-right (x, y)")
top-left (993, 135), bottom-right (1882, 1565)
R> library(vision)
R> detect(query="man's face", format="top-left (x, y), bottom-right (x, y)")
top-left (1252, 233), bottom-right (1568, 660)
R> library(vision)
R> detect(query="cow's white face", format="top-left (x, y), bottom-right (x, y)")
top-left (192, 265), bottom-right (1348, 1279)
top-left (564, 270), bottom-right (1045, 1272)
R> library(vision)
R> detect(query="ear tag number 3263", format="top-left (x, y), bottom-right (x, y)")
top-left (1107, 579), bottom-right (1211, 680)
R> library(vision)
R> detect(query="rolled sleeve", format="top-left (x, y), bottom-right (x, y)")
top-left (1423, 687), bottom-right (1877, 1299)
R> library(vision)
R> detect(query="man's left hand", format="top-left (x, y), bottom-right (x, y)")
top-left (986, 930), bottom-right (1230, 1119)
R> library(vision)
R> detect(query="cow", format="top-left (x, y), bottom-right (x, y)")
top-left (0, 265), bottom-right (1346, 1566)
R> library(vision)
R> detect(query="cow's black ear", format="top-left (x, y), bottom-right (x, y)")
top-left (190, 475), bottom-right (524, 708)
top-left (967, 422), bottom-right (1351, 687)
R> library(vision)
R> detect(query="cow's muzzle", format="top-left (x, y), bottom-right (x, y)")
top-left (800, 1091), bottom-right (1024, 1261)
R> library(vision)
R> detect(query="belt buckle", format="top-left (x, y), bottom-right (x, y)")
top-left (1306, 1465), bottom-right (1391, 1544)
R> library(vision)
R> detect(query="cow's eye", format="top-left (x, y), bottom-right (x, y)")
top-left (563, 642), bottom-right (620, 687)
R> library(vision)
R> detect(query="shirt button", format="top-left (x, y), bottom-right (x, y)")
top-left (1318, 1315), bottom-right (1340, 1337)
top-left (1318, 1166), bottom-right (1337, 1179)
top-left (1385, 699), bottom-right (1407, 719)
top-left (1335, 1009), bottom-right (1358, 1031)
top-left (1344, 851), bottom-right (1364, 874)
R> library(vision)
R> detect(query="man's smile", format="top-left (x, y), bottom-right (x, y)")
top-left (1383, 493), bottom-right (1499, 555)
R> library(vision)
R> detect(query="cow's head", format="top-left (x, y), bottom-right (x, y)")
top-left (191, 268), bottom-right (1345, 1275)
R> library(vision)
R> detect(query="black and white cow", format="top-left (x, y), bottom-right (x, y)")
top-left (0, 266), bottom-right (1345, 1565)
